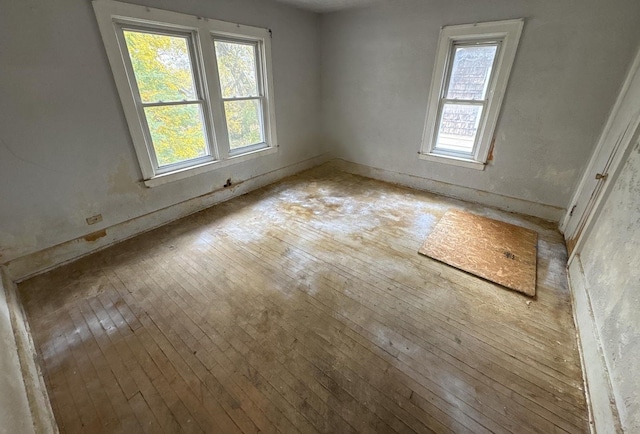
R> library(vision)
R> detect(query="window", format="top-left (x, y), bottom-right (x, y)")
top-left (214, 39), bottom-right (265, 153)
top-left (93, 1), bottom-right (278, 186)
top-left (420, 19), bottom-right (523, 169)
top-left (122, 29), bottom-right (212, 171)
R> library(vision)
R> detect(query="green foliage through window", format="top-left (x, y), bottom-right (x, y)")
top-left (124, 30), bottom-right (207, 166)
top-left (122, 30), bottom-right (267, 164)
top-left (215, 40), bottom-right (263, 149)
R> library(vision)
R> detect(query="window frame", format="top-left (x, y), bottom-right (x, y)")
top-left (419, 19), bottom-right (524, 170)
top-left (93, 0), bottom-right (278, 187)
top-left (116, 25), bottom-right (216, 174)
top-left (212, 36), bottom-right (268, 156)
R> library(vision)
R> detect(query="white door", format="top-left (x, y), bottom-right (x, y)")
top-left (561, 47), bottom-right (640, 261)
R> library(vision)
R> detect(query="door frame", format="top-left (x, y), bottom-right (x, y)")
top-left (561, 45), bottom-right (640, 265)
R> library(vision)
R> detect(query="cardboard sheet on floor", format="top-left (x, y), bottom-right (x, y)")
top-left (419, 210), bottom-right (538, 296)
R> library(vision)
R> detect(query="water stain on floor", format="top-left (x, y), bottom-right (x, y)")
top-left (19, 165), bottom-right (588, 434)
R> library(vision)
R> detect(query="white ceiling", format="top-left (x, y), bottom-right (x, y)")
top-left (274, 0), bottom-right (381, 13)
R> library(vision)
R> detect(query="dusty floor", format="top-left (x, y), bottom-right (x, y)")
top-left (20, 166), bottom-right (589, 433)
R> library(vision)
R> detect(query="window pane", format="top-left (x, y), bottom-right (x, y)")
top-left (214, 40), bottom-right (259, 99)
top-left (446, 45), bottom-right (498, 100)
top-left (224, 99), bottom-right (263, 149)
top-left (123, 30), bottom-right (198, 103)
top-left (144, 104), bottom-right (208, 166)
top-left (435, 103), bottom-right (483, 154)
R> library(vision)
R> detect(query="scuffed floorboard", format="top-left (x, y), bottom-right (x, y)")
top-left (19, 165), bottom-right (589, 433)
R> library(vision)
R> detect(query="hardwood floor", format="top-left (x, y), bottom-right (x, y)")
top-left (19, 166), bottom-right (589, 433)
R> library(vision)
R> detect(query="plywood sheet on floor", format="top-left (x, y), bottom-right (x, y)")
top-left (419, 210), bottom-right (538, 296)
top-left (19, 167), bottom-right (587, 433)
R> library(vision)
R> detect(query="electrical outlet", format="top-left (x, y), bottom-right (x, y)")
top-left (86, 214), bottom-right (103, 225)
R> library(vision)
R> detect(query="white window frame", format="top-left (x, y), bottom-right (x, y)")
top-left (213, 36), bottom-right (269, 157)
top-left (93, 0), bottom-right (278, 187)
top-left (419, 19), bottom-right (523, 170)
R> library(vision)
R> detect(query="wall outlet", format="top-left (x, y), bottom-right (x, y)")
top-left (86, 214), bottom-right (103, 225)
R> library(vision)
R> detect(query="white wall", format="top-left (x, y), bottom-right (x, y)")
top-left (320, 0), bottom-right (640, 213)
top-left (578, 140), bottom-right (640, 432)
top-left (0, 0), bottom-right (322, 264)
top-left (2, 0), bottom-right (639, 429)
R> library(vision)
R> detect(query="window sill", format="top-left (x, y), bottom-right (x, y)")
top-left (144, 145), bottom-right (277, 188)
top-left (418, 152), bottom-right (486, 170)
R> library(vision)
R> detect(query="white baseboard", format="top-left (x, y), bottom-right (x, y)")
top-left (6, 153), bottom-right (331, 282)
top-left (567, 257), bottom-right (622, 434)
top-left (5, 153), bottom-right (563, 281)
top-left (330, 159), bottom-right (565, 222)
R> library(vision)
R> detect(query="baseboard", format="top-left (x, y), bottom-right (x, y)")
top-left (330, 159), bottom-right (565, 222)
top-left (0, 267), bottom-right (57, 433)
top-left (5, 153), bottom-right (331, 282)
top-left (4, 154), bottom-right (561, 280)
top-left (567, 257), bottom-right (622, 433)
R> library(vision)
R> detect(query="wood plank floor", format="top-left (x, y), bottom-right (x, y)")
top-left (19, 166), bottom-right (589, 433)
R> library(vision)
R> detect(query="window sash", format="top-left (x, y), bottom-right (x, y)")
top-left (223, 96), bottom-right (266, 154)
top-left (213, 37), bottom-right (269, 153)
top-left (213, 37), bottom-right (263, 98)
top-left (119, 25), bottom-right (204, 104)
top-left (432, 100), bottom-right (487, 158)
top-left (441, 41), bottom-right (500, 101)
top-left (115, 23), bottom-right (216, 172)
top-left (431, 40), bottom-right (501, 158)
top-left (145, 101), bottom-right (213, 174)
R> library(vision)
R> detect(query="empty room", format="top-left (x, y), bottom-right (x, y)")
top-left (1, 0), bottom-right (639, 432)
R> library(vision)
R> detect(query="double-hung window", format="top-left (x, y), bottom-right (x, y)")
top-left (420, 19), bottom-right (523, 169)
top-left (121, 28), bottom-right (212, 172)
top-left (213, 38), bottom-right (267, 154)
top-left (93, 1), bottom-right (278, 187)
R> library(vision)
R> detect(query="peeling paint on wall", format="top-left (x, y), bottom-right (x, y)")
top-left (83, 229), bottom-right (107, 242)
top-left (580, 140), bottom-right (640, 432)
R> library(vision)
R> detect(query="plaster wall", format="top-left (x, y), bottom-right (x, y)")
top-left (0, 0), bottom-right (322, 264)
top-left (579, 140), bottom-right (640, 432)
top-left (320, 0), bottom-right (640, 212)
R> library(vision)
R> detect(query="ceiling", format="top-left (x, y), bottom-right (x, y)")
top-left (274, 0), bottom-right (381, 13)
